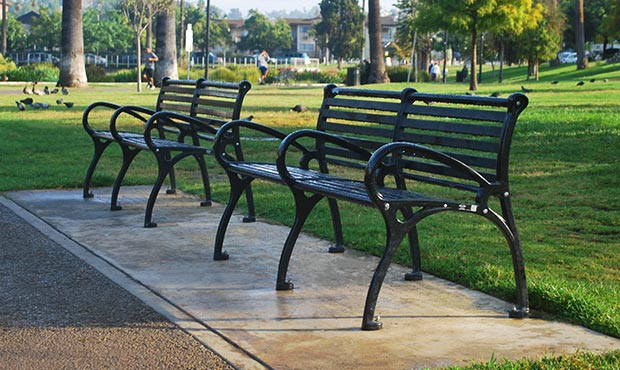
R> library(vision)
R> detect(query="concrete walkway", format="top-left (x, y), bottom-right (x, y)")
top-left (3, 186), bottom-right (620, 369)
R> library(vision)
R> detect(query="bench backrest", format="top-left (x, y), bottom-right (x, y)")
top-left (316, 84), bottom-right (414, 170)
top-left (395, 91), bottom-right (529, 191)
top-left (191, 79), bottom-right (252, 127)
top-left (155, 77), bottom-right (206, 113)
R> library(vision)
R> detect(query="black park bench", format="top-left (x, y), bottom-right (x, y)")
top-left (212, 85), bottom-right (410, 261)
top-left (82, 77), bottom-right (253, 227)
top-left (274, 88), bottom-right (530, 330)
top-left (214, 84), bottom-right (530, 330)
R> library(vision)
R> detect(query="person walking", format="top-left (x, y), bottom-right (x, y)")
top-left (257, 50), bottom-right (270, 85)
top-left (142, 47), bottom-right (159, 90)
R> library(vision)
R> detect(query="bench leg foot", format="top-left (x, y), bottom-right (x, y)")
top-left (404, 271), bottom-right (423, 281)
top-left (145, 221), bottom-right (157, 228)
top-left (361, 319), bottom-right (383, 331)
top-left (328, 244), bottom-right (345, 253)
top-left (201, 200), bottom-right (212, 207)
top-left (214, 251), bottom-right (229, 261)
top-left (509, 306), bottom-right (529, 319)
top-left (242, 215), bottom-right (256, 223)
top-left (276, 281), bottom-right (294, 291)
top-left (111, 204), bottom-right (122, 211)
top-left (165, 189), bottom-right (176, 195)
top-left (83, 191), bottom-right (94, 199)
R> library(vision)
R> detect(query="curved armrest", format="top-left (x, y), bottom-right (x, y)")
top-left (276, 129), bottom-right (372, 188)
top-left (82, 101), bottom-right (123, 134)
top-left (364, 142), bottom-right (491, 206)
top-left (213, 119), bottom-right (297, 168)
top-left (143, 111), bottom-right (215, 150)
top-left (109, 105), bottom-right (156, 140)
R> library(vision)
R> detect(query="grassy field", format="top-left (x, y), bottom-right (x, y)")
top-left (1, 61), bottom-right (619, 368)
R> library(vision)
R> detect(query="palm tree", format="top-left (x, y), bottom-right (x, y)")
top-left (367, 0), bottom-right (389, 83)
top-left (575, 0), bottom-right (587, 69)
top-left (59, 0), bottom-right (87, 87)
top-left (154, 0), bottom-right (179, 84)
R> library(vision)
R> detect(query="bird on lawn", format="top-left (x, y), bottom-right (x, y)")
top-left (604, 78), bottom-right (609, 83)
top-left (490, 92), bottom-right (501, 97)
top-left (32, 82), bottom-right (45, 95)
top-left (22, 84), bottom-right (33, 95)
top-left (61, 86), bottom-right (69, 95)
top-left (20, 97), bottom-right (34, 105)
top-left (520, 86), bottom-right (533, 93)
top-left (551, 81), bottom-right (559, 85)
top-left (576, 81), bottom-right (585, 86)
top-left (15, 101), bottom-right (26, 111)
top-left (44, 86), bottom-right (50, 94)
top-left (290, 104), bottom-right (308, 113)
top-left (590, 78), bottom-right (596, 83)
top-left (63, 102), bottom-right (74, 108)
top-left (31, 102), bottom-right (50, 109)
top-left (56, 98), bottom-right (63, 105)
top-left (50, 87), bottom-right (59, 94)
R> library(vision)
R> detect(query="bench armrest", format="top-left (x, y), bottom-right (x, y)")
top-left (214, 119), bottom-right (304, 169)
top-left (364, 142), bottom-right (492, 207)
top-left (108, 105), bottom-right (157, 140)
top-left (82, 101), bottom-right (123, 134)
top-left (143, 111), bottom-right (217, 150)
top-left (277, 129), bottom-right (372, 187)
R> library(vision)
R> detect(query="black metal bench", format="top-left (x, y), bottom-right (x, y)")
top-left (274, 89), bottom-right (530, 330)
top-left (212, 85), bottom-right (411, 261)
top-left (82, 78), bottom-right (252, 227)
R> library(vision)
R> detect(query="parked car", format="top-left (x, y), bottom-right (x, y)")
top-left (17, 52), bottom-right (59, 65)
top-left (190, 52), bottom-right (217, 65)
top-left (270, 52), bottom-right (310, 65)
top-left (558, 51), bottom-right (577, 64)
top-left (84, 53), bottom-right (107, 66)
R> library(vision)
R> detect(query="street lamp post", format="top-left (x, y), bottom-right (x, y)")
top-left (478, 34), bottom-right (484, 83)
top-left (204, 0), bottom-right (210, 80)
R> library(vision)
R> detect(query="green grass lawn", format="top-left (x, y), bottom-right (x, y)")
top-left (1, 62), bottom-right (619, 369)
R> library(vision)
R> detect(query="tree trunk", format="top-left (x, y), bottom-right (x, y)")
top-left (367, 0), bottom-right (389, 84)
top-left (469, 28), bottom-right (478, 91)
top-left (136, 34), bottom-right (142, 92)
top-left (155, 0), bottom-right (179, 85)
top-left (575, 0), bottom-right (587, 69)
top-left (147, 3), bottom-right (154, 48)
top-left (179, 0), bottom-right (184, 57)
top-left (59, 0), bottom-right (87, 87)
top-left (498, 41), bottom-right (504, 83)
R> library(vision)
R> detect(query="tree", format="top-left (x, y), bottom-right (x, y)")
top-left (83, 8), bottom-right (133, 53)
top-left (58, 0), bottom-right (87, 87)
top-left (415, 0), bottom-right (539, 91)
top-left (154, 0), bottom-right (178, 83)
top-left (600, 0), bottom-right (620, 49)
top-left (315, 0), bottom-right (365, 67)
top-left (575, 0), bottom-right (587, 69)
top-left (515, 0), bottom-right (563, 80)
top-left (238, 9), bottom-right (292, 53)
top-left (121, 0), bottom-right (168, 91)
top-left (367, 0), bottom-right (389, 83)
top-left (29, 8), bottom-right (62, 51)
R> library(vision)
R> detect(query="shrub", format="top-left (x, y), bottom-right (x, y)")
top-left (386, 66), bottom-right (410, 82)
top-left (111, 68), bottom-right (139, 82)
top-left (8, 63), bottom-right (59, 82)
top-left (85, 65), bottom-right (106, 82)
top-left (209, 67), bottom-right (239, 82)
top-left (0, 54), bottom-right (17, 79)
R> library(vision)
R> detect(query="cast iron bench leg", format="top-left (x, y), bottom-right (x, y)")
top-left (110, 145), bottom-right (141, 211)
top-left (362, 211), bottom-right (410, 330)
top-left (83, 138), bottom-right (113, 198)
top-left (276, 191), bottom-right (324, 291)
top-left (214, 174), bottom-right (253, 260)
